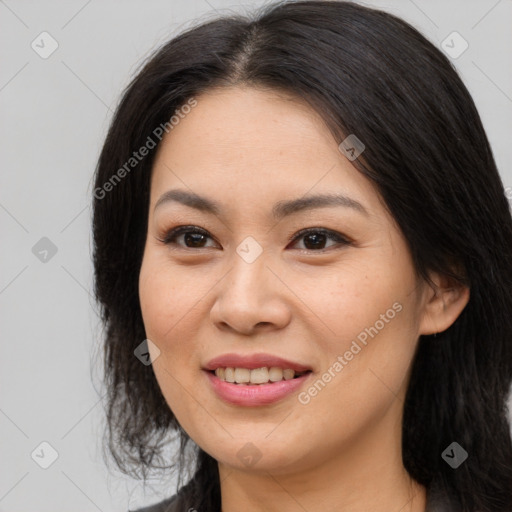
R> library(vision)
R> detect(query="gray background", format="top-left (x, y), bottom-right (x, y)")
top-left (1, 0), bottom-right (511, 510)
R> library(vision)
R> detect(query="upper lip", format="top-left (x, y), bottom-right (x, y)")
top-left (203, 353), bottom-right (313, 372)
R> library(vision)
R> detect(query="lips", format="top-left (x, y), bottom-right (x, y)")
top-left (203, 352), bottom-right (313, 372)
top-left (204, 368), bottom-right (313, 406)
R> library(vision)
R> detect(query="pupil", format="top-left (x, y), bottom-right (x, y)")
top-left (185, 233), bottom-right (206, 247)
top-left (304, 233), bottom-right (326, 250)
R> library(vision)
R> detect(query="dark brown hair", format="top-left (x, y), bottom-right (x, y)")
top-left (92, 1), bottom-right (512, 510)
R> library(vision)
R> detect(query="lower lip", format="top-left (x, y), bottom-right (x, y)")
top-left (204, 370), bottom-right (312, 406)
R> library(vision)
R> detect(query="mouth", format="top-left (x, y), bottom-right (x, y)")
top-left (207, 367), bottom-right (312, 385)
top-left (204, 367), bottom-right (313, 406)
top-left (202, 353), bottom-right (314, 405)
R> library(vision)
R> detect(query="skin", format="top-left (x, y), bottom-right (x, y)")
top-left (138, 86), bottom-right (470, 512)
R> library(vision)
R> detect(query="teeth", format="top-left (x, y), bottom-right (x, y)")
top-left (249, 367), bottom-right (269, 383)
top-left (234, 368), bottom-right (250, 383)
top-left (214, 366), bottom-right (307, 384)
top-left (224, 367), bottom-right (235, 383)
top-left (283, 369), bottom-right (295, 380)
top-left (268, 367), bottom-right (283, 382)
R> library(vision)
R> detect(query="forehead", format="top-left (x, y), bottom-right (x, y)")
top-left (149, 86), bottom-right (384, 219)
top-left (158, 86), bottom-right (335, 160)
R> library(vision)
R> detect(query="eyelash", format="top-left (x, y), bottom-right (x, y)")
top-left (157, 225), bottom-right (351, 252)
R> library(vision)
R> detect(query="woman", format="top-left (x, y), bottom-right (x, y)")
top-left (91, 1), bottom-right (512, 511)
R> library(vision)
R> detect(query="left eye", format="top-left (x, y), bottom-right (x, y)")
top-left (290, 228), bottom-right (351, 251)
top-left (159, 226), bottom-right (351, 251)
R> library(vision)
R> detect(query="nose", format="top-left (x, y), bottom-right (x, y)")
top-left (209, 252), bottom-right (292, 336)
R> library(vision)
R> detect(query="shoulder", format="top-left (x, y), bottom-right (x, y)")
top-left (129, 493), bottom-right (180, 512)
top-left (425, 479), bottom-right (462, 512)
top-left (130, 477), bottom-right (197, 512)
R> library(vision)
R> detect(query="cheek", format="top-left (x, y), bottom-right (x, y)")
top-left (298, 307), bottom-right (418, 444)
top-left (294, 260), bottom-right (406, 345)
top-left (138, 256), bottom-right (202, 418)
top-left (139, 252), bottom-right (194, 336)
top-left (138, 255), bottom-right (196, 369)
top-left (299, 260), bottom-right (419, 393)
top-left (138, 251), bottom-right (221, 391)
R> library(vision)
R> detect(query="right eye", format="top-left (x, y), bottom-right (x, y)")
top-left (158, 225), bottom-right (219, 249)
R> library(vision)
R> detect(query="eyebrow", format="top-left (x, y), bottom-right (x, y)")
top-left (154, 189), bottom-right (369, 219)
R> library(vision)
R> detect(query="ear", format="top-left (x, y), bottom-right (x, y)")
top-left (419, 270), bottom-right (470, 336)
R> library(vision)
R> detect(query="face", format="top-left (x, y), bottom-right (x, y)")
top-left (138, 86), bottom-right (432, 476)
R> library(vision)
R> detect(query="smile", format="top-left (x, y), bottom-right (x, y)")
top-left (212, 366), bottom-right (310, 385)
top-left (204, 369), bottom-right (313, 406)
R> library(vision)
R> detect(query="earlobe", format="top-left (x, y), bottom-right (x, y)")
top-left (418, 272), bottom-right (470, 336)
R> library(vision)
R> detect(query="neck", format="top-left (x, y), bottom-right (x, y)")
top-left (219, 465), bottom-right (426, 512)
top-left (217, 401), bottom-right (426, 512)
